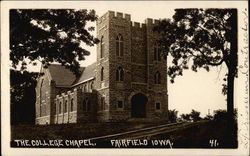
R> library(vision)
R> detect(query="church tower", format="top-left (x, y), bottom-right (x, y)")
top-left (95, 11), bottom-right (168, 122)
top-left (95, 11), bottom-right (132, 122)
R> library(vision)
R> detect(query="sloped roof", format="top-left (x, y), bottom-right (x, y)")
top-left (74, 62), bottom-right (96, 85)
top-left (47, 64), bottom-right (79, 86)
top-left (47, 63), bottom-right (96, 87)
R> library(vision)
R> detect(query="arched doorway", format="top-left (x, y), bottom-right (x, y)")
top-left (131, 93), bottom-right (147, 118)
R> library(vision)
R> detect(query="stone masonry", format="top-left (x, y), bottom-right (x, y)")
top-left (35, 11), bottom-right (169, 124)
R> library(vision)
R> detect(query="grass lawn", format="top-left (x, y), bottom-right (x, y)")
top-left (150, 120), bottom-right (238, 148)
top-left (11, 120), bottom-right (237, 148)
top-left (11, 121), bottom-right (168, 140)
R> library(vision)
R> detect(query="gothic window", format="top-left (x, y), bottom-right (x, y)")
top-left (154, 71), bottom-right (161, 84)
top-left (70, 98), bottom-right (74, 112)
top-left (40, 79), bottom-right (44, 117)
top-left (101, 67), bottom-right (104, 81)
top-left (116, 34), bottom-right (124, 57)
top-left (154, 42), bottom-right (161, 61)
top-left (155, 102), bottom-right (161, 110)
top-left (101, 97), bottom-right (105, 110)
top-left (83, 98), bottom-right (90, 111)
top-left (90, 82), bottom-right (94, 91)
top-left (117, 100), bottom-right (124, 109)
top-left (64, 100), bottom-right (67, 113)
top-left (83, 84), bottom-right (87, 92)
top-left (59, 102), bottom-right (62, 114)
top-left (116, 67), bottom-right (124, 81)
top-left (100, 36), bottom-right (104, 58)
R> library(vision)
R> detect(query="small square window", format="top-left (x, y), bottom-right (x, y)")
top-left (155, 102), bottom-right (161, 110)
top-left (117, 100), bottom-right (123, 109)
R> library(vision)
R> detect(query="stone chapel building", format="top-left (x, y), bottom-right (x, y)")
top-left (35, 11), bottom-right (169, 125)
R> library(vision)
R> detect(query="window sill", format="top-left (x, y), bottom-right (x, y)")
top-left (116, 108), bottom-right (124, 111)
top-left (116, 82), bottom-right (124, 88)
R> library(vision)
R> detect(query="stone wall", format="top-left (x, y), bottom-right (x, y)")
top-left (77, 92), bottom-right (98, 123)
top-left (35, 116), bottom-right (50, 125)
top-left (95, 11), bottom-right (169, 122)
top-left (36, 11), bottom-right (168, 124)
top-left (54, 89), bottom-right (79, 124)
top-left (35, 69), bottom-right (51, 125)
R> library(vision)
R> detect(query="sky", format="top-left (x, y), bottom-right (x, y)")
top-left (20, 1), bottom-right (228, 117)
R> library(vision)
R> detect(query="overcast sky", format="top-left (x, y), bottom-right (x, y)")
top-left (21, 1), bottom-right (229, 117)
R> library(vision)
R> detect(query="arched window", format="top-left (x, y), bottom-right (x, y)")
top-left (59, 102), bottom-right (62, 114)
top-left (90, 82), bottom-right (94, 91)
top-left (40, 79), bottom-right (44, 117)
top-left (155, 71), bottom-right (161, 84)
top-left (116, 67), bottom-right (124, 81)
top-left (154, 42), bottom-right (161, 61)
top-left (83, 84), bottom-right (87, 92)
top-left (116, 34), bottom-right (124, 57)
top-left (70, 98), bottom-right (74, 112)
top-left (101, 67), bottom-right (104, 81)
top-left (155, 102), bottom-right (161, 110)
top-left (100, 36), bottom-right (104, 58)
top-left (101, 97), bottom-right (105, 110)
top-left (83, 98), bottom-right (90, 111)
top-left (64, 100), bottom-right (67, 113)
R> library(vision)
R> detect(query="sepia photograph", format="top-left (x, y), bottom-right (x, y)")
top-left (1, 1), bottom-right (249, 155)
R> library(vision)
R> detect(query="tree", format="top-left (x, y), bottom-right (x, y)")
top-left (204, 114), bottom-right (213, 121)
top-left (168, 109), bottom-right (178, 123)
top-left (180, 113), bottom-right (191, 122)
top-left (213, 109), bottom-right (237, 122)
top-left (154, 9), bottom-right (237, 124)
top-left (10, 9), bottom-right (99, 76)
top-left (190, 109), bottom-right (201, 122)
top-left (10, 70), bottom-right (38, 124)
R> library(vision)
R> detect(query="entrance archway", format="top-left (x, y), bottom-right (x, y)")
top-left (131, 93), bottom-right (147, 118)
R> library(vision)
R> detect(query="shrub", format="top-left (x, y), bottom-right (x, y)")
top-left (168, 109), bottom-right (178, 123)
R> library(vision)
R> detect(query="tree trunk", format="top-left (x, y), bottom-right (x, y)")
top-left (227, 9), bottom-right (237, 120)
top-left (226, 67), bottom-right (236, 144)
top-left (226, 9), bottom-right (237, 143)
top-left (227, 67), bottom-right (234, 122)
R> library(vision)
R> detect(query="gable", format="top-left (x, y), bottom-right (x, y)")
top-left (43, 63), bottom-right (96, 87)
top-left (74, 63), bottom-right (96, 85)
top-left (47, 64), bottom-right (80, 87)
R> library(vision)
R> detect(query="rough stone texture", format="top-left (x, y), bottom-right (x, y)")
top-left (35, 116), bottom-right (50, 125)
top-left (35, 11), bottom-right (169, 124)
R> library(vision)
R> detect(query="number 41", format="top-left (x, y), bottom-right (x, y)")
top-left (209, 139), bottom-right (219, 147)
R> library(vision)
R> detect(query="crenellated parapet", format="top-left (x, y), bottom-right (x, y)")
top-left (98, 10), bottom-right (131, 24)
top-left (145, 18), bottom-right (160, 26)
top-left (108, 10), bottom-right (131, 21)
top-left (130, 18), bottom-right (160, 30)
top-left (98, 10), bottom-right (160, 30)
top-left (55, 88), bottom-right (82, 106)
top-left (131, 21), bottom-right (146, 29)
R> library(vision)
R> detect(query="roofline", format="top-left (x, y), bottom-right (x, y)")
top-left (55, 85), bottom-right (72, 88)
top-left (72, 77), bottom-right (95, 87)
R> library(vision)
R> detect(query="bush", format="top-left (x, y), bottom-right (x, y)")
top-left (204, 114), bottom-right (213, 121)
top-left (213, 109), bottom-right (237, 122)
top-left (180, 114), bottom-right (191, 122)
top-left (168, 109), bottom-right (178, 123)
top-left (190, 109), bottom-right (202, 122)
top-left (213, 109), bottom-right (228, 121)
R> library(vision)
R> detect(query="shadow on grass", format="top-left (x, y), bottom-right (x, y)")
top-left (150, 120), bottom-right (237, 148)
top-left (11, 121), bottom-right (168, 140)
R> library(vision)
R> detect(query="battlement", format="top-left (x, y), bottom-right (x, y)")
top-left (108, 10), bottom-right (131, 20)
top-left (55, 88), bottom-right (79, 99)
top-left (131, 21), bottom-right (146, 28)
top-left (145, 18), bottom-right (160, 25)
top-left (130, 18), bottom-right (159, 29)
top-left (98, 11), bottom-right (160, 28)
